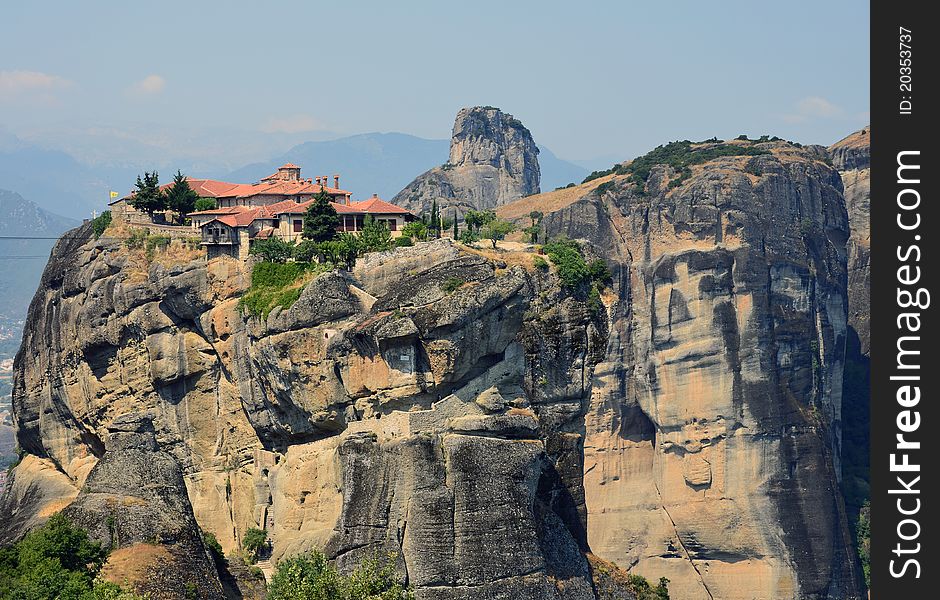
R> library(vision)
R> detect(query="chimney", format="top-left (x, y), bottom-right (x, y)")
top-left (315, 176), bottom-right (321, 185)
top-left (373, 193), bottom-right (378, 199)
top-left (322, 176), bottom-right (328, 188)
top-left (334, 174), bottom-right (340, 189)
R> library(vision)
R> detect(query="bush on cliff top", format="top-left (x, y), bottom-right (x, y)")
top-left (91, 211), bottom-right (112, 239)
top-left (0, 513), bottom-right (143, 599)
top-left (267, 550), bottom-right (413, 600)
top-left (581, 139), bottom-right (771, 191)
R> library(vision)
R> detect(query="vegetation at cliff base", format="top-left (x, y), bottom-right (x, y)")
top-left (626, 574), bottom-right (670, 600)
top-left (856, 500), bottom-right (870, 587)
top-left (242, 528), bottom-right (268, 564)
top-left (267, 550), bottom-right (414, 600)
top-left (581, 139), bottom-right (771, 192)
top-left (0, 514), bottom-right (142, 599)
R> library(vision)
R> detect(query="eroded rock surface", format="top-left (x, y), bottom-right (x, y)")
top-left (2, 135), bottom-right (866, 600)
top-left (2, 229), bottom-right (620, 599)
top-left (501, 140), bottom-right (864, 599)
top-left (393, 106), bottom-right (540, 216)
top-left (829, 127), bottom-right (870, 355)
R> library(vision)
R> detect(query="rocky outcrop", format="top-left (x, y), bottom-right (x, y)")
top-left (500, 140), bottom-right (864, 599)
top-left (393, 107), bottom-right (540, 216)
top-left (62, 413), bottom-right (225, 599)
top-left (2, 134), bottom-right (866, 600)
top-left (1, 226), bottom-right (631, 599)
top-left (829, 128), bottom-right (870, 355)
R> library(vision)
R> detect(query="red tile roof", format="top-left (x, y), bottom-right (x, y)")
top-left (350, 195), bottom-right (410, 214)
top-left (118, 177), bottom-right (351, 203)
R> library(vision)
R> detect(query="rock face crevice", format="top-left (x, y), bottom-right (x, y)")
top-left (393, 107), bottom-right (540, 216)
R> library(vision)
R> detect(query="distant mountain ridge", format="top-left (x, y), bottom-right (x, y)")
top-left (0, 188), bottom-right (78, 236)
top-left (0, 189), bottom-right (78, 318)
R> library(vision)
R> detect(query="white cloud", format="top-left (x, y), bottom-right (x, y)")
top-left (261, 114), bottom-right (324, 134)
top-left (129, 74), bottom-right (166, 96)
top-left (0, 70), bottom-right (70, 100)
top-left (782, 96), bottom-right (844, 123)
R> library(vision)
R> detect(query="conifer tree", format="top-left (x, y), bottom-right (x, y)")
top-left (165, 170), bottom-right (199, 222)
top-left (129, 171), bottom-right (165, 215)
top-left (302, 190), bottom-right (340, 242)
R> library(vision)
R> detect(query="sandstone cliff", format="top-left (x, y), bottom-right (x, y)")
top-left (1, 134), bottom-right (866, 600)
top-left (393, 107), bottom-right (540, 216)
top-left (499, 139), bottom-right (864, 599)
top-left (1, 227), bottom-right (629, 599)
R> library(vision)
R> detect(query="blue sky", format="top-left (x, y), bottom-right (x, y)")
top-left (1, 0), bottom-right (869, 164)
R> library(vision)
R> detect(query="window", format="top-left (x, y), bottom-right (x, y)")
top-left (293, 219), bottom-right (302, 232)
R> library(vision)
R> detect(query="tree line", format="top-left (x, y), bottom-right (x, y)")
top-left (127, 171), bottom-right (216, 223)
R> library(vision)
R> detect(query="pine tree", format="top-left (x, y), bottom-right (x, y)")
top-left (165, 170), bottom-right (199, 222)
top-left (129, 171), bottom-right (165, 215)
top-left (302, 190), bottom-right (340, 242)
top-left (452, 210), bottom-right (459, 239)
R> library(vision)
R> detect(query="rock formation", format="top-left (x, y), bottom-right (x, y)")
top-left (393, 107), bottom-right (540, 216)
top-left (1, 227), bottom-right (631, 598)
top-left (1, 134), bottom-right (866, 600)
top-left (829, 128), bottom-right (870, 355)
top-left (499, 139), bottom-right (864, 599)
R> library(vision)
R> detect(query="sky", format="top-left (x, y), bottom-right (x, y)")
top-left (1, 0), bottom-right (869, 166)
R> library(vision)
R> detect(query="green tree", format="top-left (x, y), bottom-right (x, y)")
top-left (463, 209), bottom-right (492, 234)
top-left (359, 215), bottom-right (392, 253)
top-left (452, 210), bottom-right (459, 239)
top-left (91, 211), bottom-right (112, 239)
top-left (302, 190), bottom-right (340, 242)
top-left (129, 171), bottom-right (164, 215)
top-left (267, 551), bottom-right (342, 600)
top-left (194, 197), bottom-right (217, 212)
top-left (242, 528), bottom-right (268, 564)
top-left (293, 240), bottom-right (320, 263)
top-left (429, 200), bottom-right (440, 237)
top-left (401, 221), bottom-right (429, 242)
top-left (543, 237), bottom-right (589, 289)
top-left (588, 259), bottom-right (613, 286)
top-left (481, 219), bottom-right (515, 249)
top-left (0, 514), bottom-right (143, 600)
top-left (250, 238), bottom-right (294, 263)
top-left (164, 170), bottom-right (199, 221)
top-left (267, 550), bottom-right (414, 600)
top-left (334, 233), bottom-right (361, 268)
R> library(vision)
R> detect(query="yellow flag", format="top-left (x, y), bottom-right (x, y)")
top-left (109, 191), bottom-right (119, 199)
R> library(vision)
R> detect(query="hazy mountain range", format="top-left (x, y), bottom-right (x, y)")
top-left (0, 189), bottom-right (79, 319)
top-left (1, 128), bottom-right (590, 218)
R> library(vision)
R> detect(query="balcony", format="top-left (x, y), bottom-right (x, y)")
top-left (201, 232), bottom-right (236, 245)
